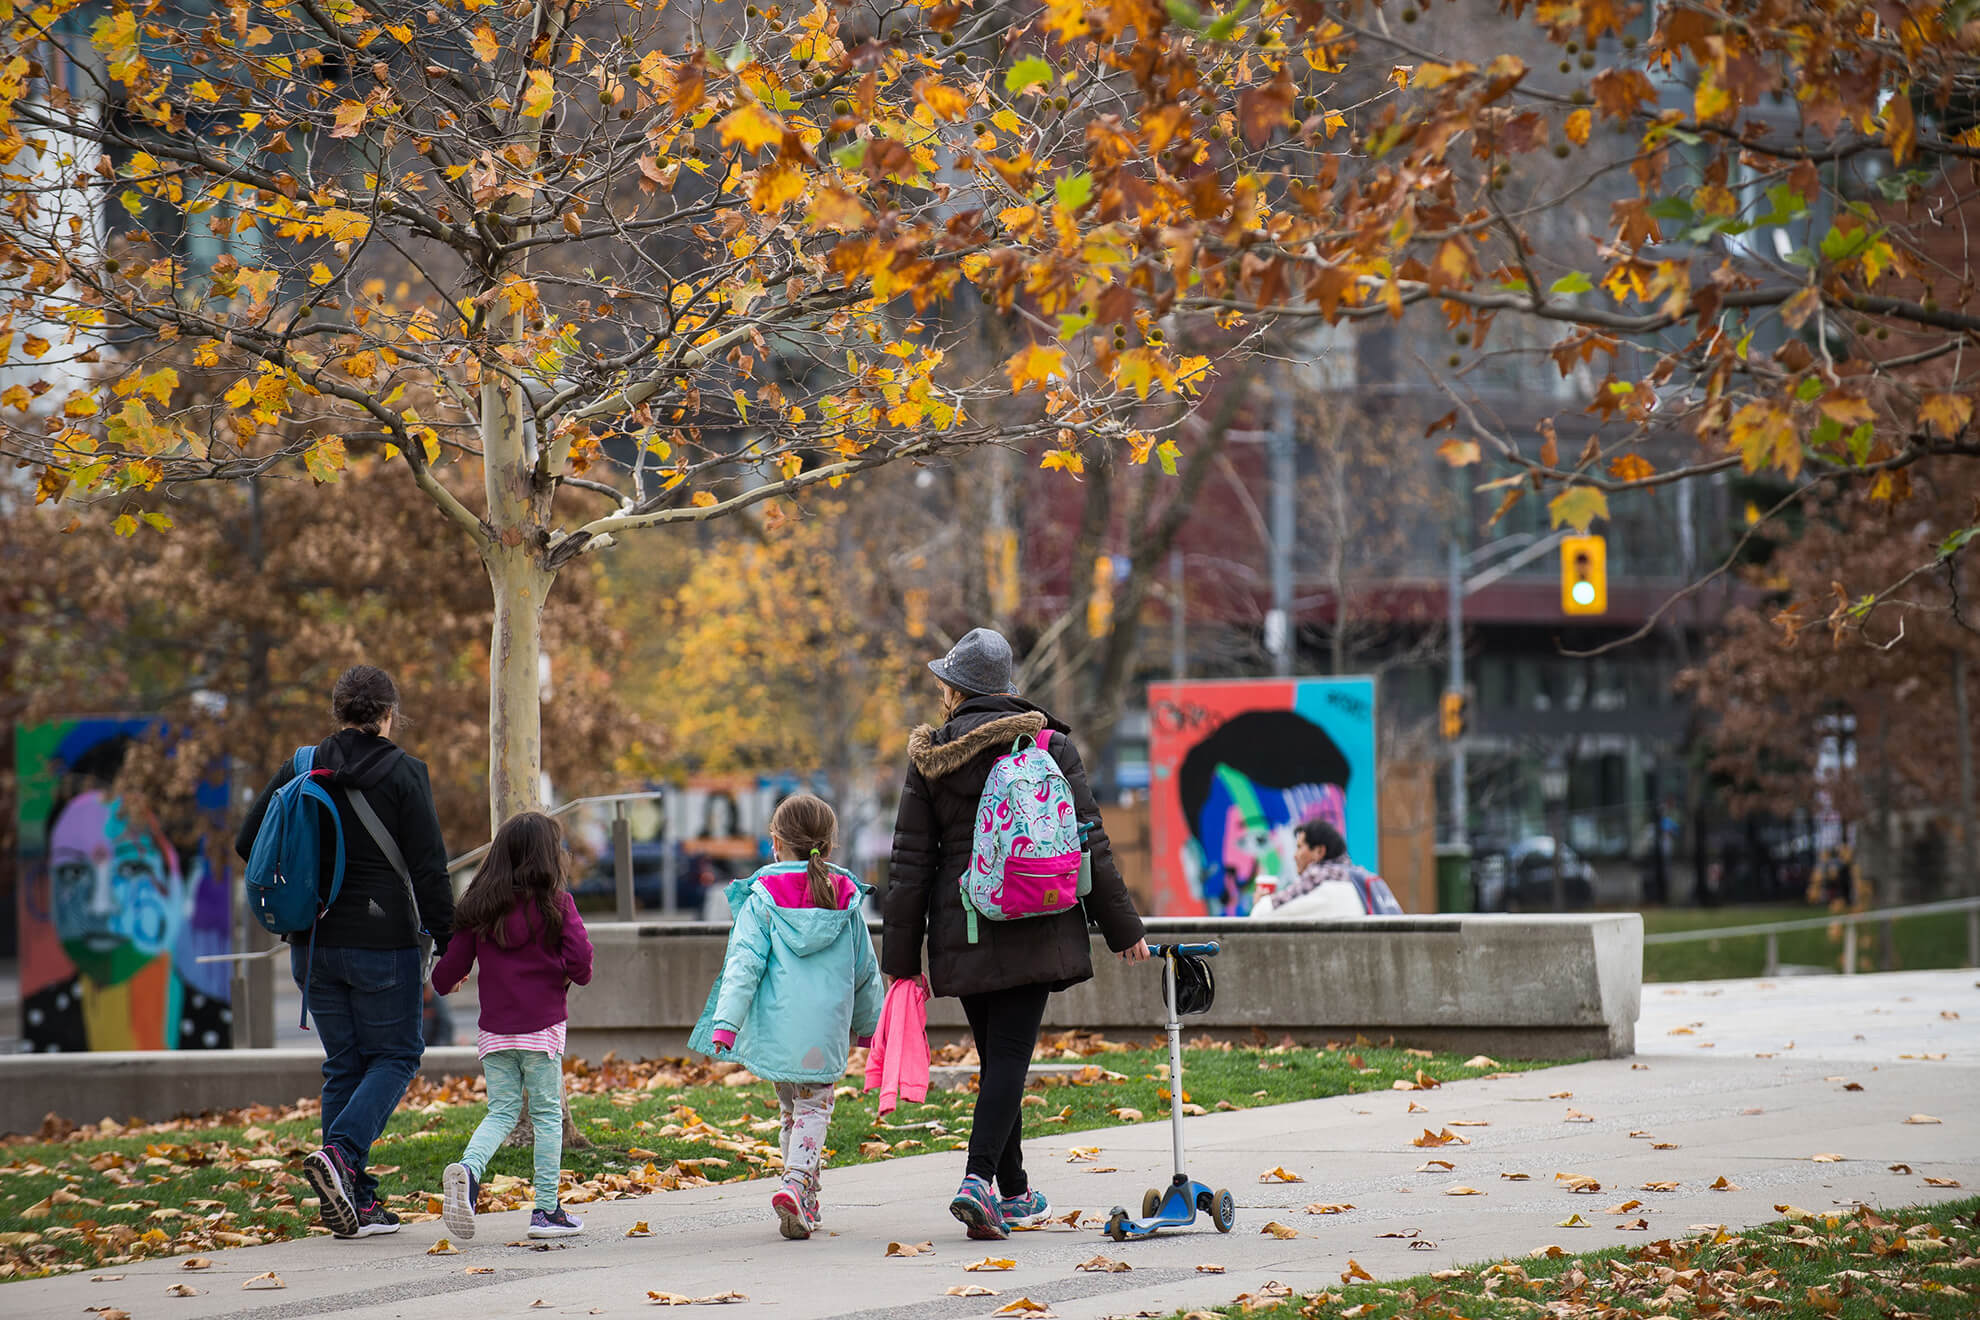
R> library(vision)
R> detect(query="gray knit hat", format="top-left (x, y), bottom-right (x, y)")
top-left (927, 627), bottom-right (1016, 697)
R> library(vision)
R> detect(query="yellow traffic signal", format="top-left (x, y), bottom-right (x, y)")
top-left (1439, 690), bottom-right (1467, 741)
top-left (1560, 534), bottom-right (1607, 615)
top-left (1087, 555), bottom-right (1114, 638)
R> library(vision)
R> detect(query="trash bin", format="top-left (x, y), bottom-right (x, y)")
top-left (1434, 843), bottom-right (1474, 914)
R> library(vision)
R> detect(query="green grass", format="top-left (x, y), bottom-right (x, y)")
top-left (1168, 1195), bottom-right (1980, 1320)
top-left (1642, 905), bottom-right (1974, 982)
top-left (0, 1039), bottom-right (1555, 1281)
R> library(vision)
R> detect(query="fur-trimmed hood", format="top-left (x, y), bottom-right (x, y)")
top-left (908, 710), bottom-right (1047, 781)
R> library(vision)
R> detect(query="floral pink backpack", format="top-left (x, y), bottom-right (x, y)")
top-left (961, 731), bottom-right (1088, 943)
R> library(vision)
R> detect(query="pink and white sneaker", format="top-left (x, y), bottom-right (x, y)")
top-left (772, 1180), bottom-right (818, 1240)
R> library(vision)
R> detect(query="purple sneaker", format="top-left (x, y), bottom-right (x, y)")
top-left (949, 1174), bottom-right (1008, 1241)
top-left (771, 1181), bottom-right (811, 1240)
top-left (528, 1204), bottom-right (583, 1238)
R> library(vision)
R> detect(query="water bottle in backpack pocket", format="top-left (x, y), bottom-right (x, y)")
top-left (960, 730), bottom-right (1087, 943)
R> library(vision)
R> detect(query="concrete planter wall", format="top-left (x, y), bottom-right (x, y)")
top-left (568, 914), bottom-right (1641, 1063)
top-left (0, 916), bottom-right (1639, 1135)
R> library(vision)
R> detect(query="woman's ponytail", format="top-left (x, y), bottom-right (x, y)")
top-left (771, 793), bottom-right (842, 910)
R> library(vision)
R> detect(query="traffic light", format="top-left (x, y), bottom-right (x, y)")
top-left (1439, 689), bottom-right (1467, 741)
top-left (1560, 534), bottom-right (1607, 615)
top-left (1086, 555), bottom-right (1114, 638)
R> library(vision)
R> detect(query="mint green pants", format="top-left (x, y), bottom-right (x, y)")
top-left (460, 1049), bottom-right (565, 1210)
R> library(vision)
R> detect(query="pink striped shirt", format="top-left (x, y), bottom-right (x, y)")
top-left (476, 1020), bottom-right (566, 1058)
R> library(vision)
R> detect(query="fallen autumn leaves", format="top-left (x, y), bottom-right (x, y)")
top-left (2, 1036), bottom-right (1536, 1281)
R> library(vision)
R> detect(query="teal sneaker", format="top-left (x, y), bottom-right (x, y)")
top-left (949, 1175), bottom-right (1008, 1241)
top-left (998, 1188), bottom-right (1052, 1227)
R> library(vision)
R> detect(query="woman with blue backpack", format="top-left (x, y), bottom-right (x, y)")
top-left (882, 628), bottom-right (1149, 1241)
top-left (234, 665), bottom-right (453, 1241)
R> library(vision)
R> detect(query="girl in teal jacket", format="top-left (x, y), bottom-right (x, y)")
top-left (689, 794), bottom-right (882, 1240)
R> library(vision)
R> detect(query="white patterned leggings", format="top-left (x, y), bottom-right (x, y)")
top-left (776, 1081), bottom-right (836, 1188)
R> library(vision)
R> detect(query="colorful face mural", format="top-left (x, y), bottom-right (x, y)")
top-left (15, 720), bottom-right (232, 1052)
top-left (1147, 679), bottom-right (1379, 916)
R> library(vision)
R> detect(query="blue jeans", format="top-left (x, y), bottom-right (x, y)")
top-left (291, 944), bottom-right (424, 1206)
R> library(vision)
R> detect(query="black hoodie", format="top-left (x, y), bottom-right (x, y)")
top-left (235, 729), bottom-right (453, 953)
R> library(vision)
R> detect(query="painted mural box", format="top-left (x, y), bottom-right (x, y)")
top-left (14, 719), bottom-right (233, 1052)
top-left (1146, 678), bottom-right (1379, 916)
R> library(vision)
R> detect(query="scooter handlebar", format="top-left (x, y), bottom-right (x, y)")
top-left (1148, 941), bottom-right (1220, 958)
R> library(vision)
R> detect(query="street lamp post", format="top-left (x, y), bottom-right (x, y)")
top-left (1445, 530), bottom-right (1569, 847)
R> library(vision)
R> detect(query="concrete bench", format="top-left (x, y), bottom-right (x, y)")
top-left (569, 914), bottom-right (1641, 1063)
top-left (0, 916), bottom-right (1639, 1135)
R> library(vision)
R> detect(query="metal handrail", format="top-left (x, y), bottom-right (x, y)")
top-left (445, 790), bottom-right (667, 872)
top-left (1641, 896), bottom-right (1980, 943)
top-left (449, 790), bottom-right (673, 923)
top-left (1641, 896), bottom-right (1980, 976)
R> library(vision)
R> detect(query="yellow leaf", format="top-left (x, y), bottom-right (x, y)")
top-left (331, 101), bottom-right (368, 139)
top-left (915, 76), bottom-right (973, 122)
top-left (187, 79), bottom-right (220, 103)
top-left (522, 69), bottom-right (555, 120)
top-left (1547, 486), bottom-right (1609, 532)
top-left (304, 436), bottom-right (347, 484)
top-left (992, 107), bottom-right (1023, 134)
top-left (1919, 394), bottom-right (1972, 439)
top-left (112, 514), bottom-right (138, 537)
top-left (1565, 108), bottom-right (1591, 146)
top-left (1259, 1166), bottom-right (1304, 1183)
top-left (1006, 343), bottom-right (1067, 392)
top-left (720, 103), bottom-right (788, 153)
top-left (471, 24), bottom-right (498, 62)
top-left (750, 161), bottom-right (806, 213)
top-left (1261, 1221), bottom-right (1300, 1239)
top-left (691, 491), bottom-right (718, 508)
top-left (1694, 73), bottom-right (1730, 122)
top-left (310, 262), bottom-right (334, 286)
top-left (62, 391), bottom-right (98, 419)
top-left (1437, 438), bottom-right (1480, 467)
top-left (427, 1239), bottom-right (458, 1255)
top-left (1342, 1258), bottom-right (1374, 1282)
top-left (965, 1257), bottom-right (1016, 1271)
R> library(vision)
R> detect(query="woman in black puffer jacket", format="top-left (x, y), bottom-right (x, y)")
top-left (883, 628), bottom-right (1148, 1241)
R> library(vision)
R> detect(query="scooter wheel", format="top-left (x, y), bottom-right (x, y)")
top-left (1211, 1188), bottom-right (1236, 1233)
top-left (1142, 1188), bottom-right (1164, 1219)
top-left (1106, 1209), bottom-right (1130, 1243)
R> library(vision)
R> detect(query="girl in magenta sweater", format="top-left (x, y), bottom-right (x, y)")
top-left (432, 812), bottom-right (593, 1239)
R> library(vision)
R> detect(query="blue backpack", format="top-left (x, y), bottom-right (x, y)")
top-left (244, 746), bottom-right (345, 937)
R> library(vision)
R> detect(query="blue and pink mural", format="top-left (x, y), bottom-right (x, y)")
top-left (14, 719), bottom-right (232, 1052)
top-left (1147, 678), bottom-right (1379, 916)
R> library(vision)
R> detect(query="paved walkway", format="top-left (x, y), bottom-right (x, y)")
top-left (12, 970), bottom-right (1979, 1319)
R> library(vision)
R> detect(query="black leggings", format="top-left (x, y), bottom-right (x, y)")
top-left (959, 982), bottom-right (1052, 1197)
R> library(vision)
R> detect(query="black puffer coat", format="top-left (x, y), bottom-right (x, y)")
top-left (882, 695), bottom-right (1146, 997)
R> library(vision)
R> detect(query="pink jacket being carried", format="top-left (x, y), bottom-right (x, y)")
top-left (864, 976), bottom-right (930, 1116)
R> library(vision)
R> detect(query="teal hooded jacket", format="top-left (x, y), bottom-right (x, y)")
top-left (689, 863), bottom-right (884, 1084)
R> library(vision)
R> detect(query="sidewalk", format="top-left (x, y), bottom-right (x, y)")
top-left (9, 970), bottom-right (1978, 1319)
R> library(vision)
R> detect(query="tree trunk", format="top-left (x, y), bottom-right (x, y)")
top-left (485, 546), bottom-right (554, 828)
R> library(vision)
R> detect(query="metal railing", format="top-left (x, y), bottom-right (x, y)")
top-left (446, 791), bottom-right (673, 923)
top-left (1641, 896), bottom-right (1980, 975)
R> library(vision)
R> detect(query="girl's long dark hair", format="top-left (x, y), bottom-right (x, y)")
top-left (455, 811), bottom-right (567, 951)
